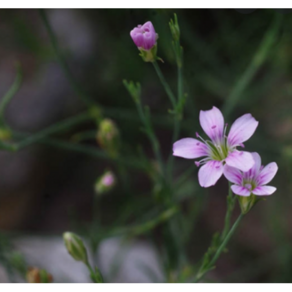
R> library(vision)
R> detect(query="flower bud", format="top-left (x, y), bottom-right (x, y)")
top-left (169, 14), bottom-right (180, 42)
top-left (96, 118), bottom-right (120, 158)
top-left (94, 170), bottom-right (116, 196)
top-left (238, 193), bottom-right (259, 214)
top-left (26, 267), bottom-right (53, 283)
top-left (130, 21), bottom-right (159, 62)
top-left (63, 232), bottom-right (88, 264)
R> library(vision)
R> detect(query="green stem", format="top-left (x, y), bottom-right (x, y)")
top-left (221, 182), bottom-right (236, 240)
top-left (167, 61), bottom-right (183, 180)
top-left (39, 9), bottom-right (94, 107)
top-left (135, 101), bottom-right (165, 177)
top-left (11, 112), bottom-right (92, 150)
top-left (193, 213), bottom-right (244, 283)
top-left (107, 206), bottom-right (178, 237)
top-left (222, 13), bottom-right (282, 117)
top-left (40, 138), bottom-right (149, 171)
top-left (152, 61), bottom-right (176, 109)
top-left (0, 63), bottom-right (22, 126)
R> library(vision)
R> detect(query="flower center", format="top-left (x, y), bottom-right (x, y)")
top-left (207, 140), bottom-right (229, 161)
top-left (243, 180), bottom-right (257, 191)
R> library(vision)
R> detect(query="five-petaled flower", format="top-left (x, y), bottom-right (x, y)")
top-left (173, 106), bottom-right (259, 187)
top-left (224, 152), bottom-right (278, 196)
top-left (130, 21), bottom-right (157, 51)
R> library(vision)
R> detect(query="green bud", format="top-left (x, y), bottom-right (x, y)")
top-left (96, 118), bottom-right (120, 158)
top-left (94, 170), bottom-right (116, 196)
top-left (169, 13), bottom-right (180, 42)
top-left (238, 193), bottom-right (259, 214)
top-left (123, 80), bottom-right (141, 104)
top-left (63, 232), bottom-right (88, 264)
top-left (139, 44), bottom-right (158, 63)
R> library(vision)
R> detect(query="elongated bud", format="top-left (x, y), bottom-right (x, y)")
top-left (94, 170), bottom-right (116, 196)
top-left (238, 193), bottom-right (258, 214)
top-left (169, 13), bottom-right (180, 42)
top-left (26, 267), bottom-right (53, 283)
top-left (96, 119), bottom-right (120, 158)
top-left (123, 80), bottom-right (141, 104)
top-left (130, 21), bottom-right (159, 63)
top-left (63, 232), bottom-right (88, 264)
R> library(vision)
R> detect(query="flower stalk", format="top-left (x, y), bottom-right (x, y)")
top-left (193, 213), bottom-right (244, 283)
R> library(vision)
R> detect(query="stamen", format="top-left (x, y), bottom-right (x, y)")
top-left (223, 123), bottom-right (228, 138)
top-left (196, 132), bottom-right (208, 144)
top-left (195, 157), bottom-right (211, 167)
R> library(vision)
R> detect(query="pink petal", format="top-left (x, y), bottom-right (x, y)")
top-left (173, 138), bottom-right (209, 159)
top-left (223, 165), bottom-right (243, 185)
top-left (227, 114), bottom-right (259, 147)
top-left (253, 186), bottom-right (276, 196)
top-left (243, 152), bottom-right (262, 180)
top-left (198, 160), bottom-right (223, 187)
top-left (199, 106), bottom-right (224, 142)
top-left (256, 162), bottom-right (278, 185)
top-left (231, 185), bottom-right (251, 197)
top-left (225, 150), bottom-right (255, 172)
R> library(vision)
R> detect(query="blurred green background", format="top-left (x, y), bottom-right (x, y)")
top-left (0, 9), bottom-right (291, 283)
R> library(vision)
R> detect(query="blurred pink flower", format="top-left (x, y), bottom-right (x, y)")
top-left (102, 172), bottom-right (115, 187)
top-left (173, 106), bottom-right (259, 187)
top-left (224, 152), bottom-right (278, 196)
top-left (130, 21), bottom-right (157, 50)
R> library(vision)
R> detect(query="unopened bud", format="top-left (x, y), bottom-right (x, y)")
top-left (123, 80), bottom-right (141, 104)
top-left (94, 170), bottom-right (116, 196)
top-left (130, 21), bottom-right (159, 63)
top-left (97, 119), bottom-right (120, 158)
top-left (26, 267), bottom-right (53, 283)
top-left (169, 14), bottom-right (180, 42)
top-left (63, 232), bottom-right (88, 264)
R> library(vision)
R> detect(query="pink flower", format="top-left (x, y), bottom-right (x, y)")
top-left (224, 152), bottom-right (278, 196)
top-left (102, 172), bottom-right (115, 187)
top-left (173, 106), bottom-right (259, 187)
top-left (130, 21), bottom-right (157, 51)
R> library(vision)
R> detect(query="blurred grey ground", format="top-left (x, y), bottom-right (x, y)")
top-left (0, 237), bottom-right (164, 283)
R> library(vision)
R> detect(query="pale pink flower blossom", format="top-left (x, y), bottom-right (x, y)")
top-left (173, 106), bottom-right (259, 187)
top-left (224, 152), bottom-right (278, 196)
top-left (130, 21), bottom-right (157, 50)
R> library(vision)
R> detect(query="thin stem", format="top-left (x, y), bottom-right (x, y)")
top-left (135, 101), bottom-right (165, 177)
top-left (85, 263), bottom-right (99, 283)
top-left (193, 213), bottom-right (244, 283)
top-left (222, 13), bottom-right (282, 117)
top-left (167, 60), bottom-right (183, 180)
top-left (11, 112), bottom-right (93, 150)
top-left (221, 182), bottom-right (236, 240)
top-left (39, 9), bottom-right (94, 107)
top-left (40, 138), bottom-right (149, 171)
top-left (152, 61), bottom-right (176, 109)
top-left (0, 63), bottom-right (22, 126)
